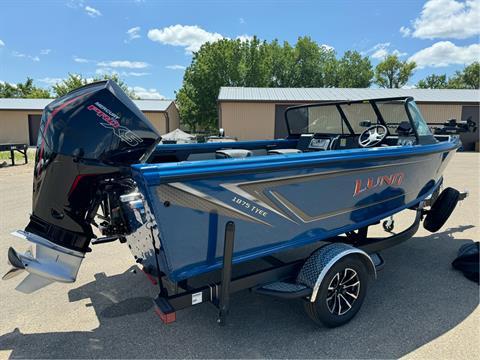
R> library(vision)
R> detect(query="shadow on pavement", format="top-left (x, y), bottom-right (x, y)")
top-left (1, 225), bottom-right (478, 359)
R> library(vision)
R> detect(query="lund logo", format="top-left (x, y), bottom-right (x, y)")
top-left (353, 172), bottom-right (404, 197)
top-left (87, 103), bottom-right (143, 147)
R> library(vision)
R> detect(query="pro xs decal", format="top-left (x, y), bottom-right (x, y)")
top-left (88, 102), bottom-right (143, 147)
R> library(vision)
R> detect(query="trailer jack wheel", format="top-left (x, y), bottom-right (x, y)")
top-left (304, 256), bottom-right (369, 327)
top-left (423, 187), bottom-right (460, 233)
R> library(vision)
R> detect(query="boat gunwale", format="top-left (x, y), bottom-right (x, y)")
top-left (132, 139), bottom-right (460, 185)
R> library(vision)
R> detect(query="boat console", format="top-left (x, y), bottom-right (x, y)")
top-left (147, 124), bottom-right (416, 164)
top-left (147, 98), bottom-right (442, 164)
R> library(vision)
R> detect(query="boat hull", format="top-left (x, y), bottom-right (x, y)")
top-left (131, 141), bottom-right (458, 281)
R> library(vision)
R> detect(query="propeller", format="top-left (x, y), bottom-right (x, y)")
top-left (2, 246), bottom-right (28, 280)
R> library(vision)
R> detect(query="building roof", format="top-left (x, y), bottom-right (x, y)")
top-left (134, 99), bottom-right (175, 112)
top-left (0, 98), bottom-right (175, 111)
top-left (218, 87), bottom-right (480, 103)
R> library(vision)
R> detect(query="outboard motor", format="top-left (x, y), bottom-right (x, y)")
top-left (3, 80), bottom-right (160, 293)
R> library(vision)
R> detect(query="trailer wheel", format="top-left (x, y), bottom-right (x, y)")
top-left (423, 187), bottom-right (460, 233)
top-left (304, 257), bottom-right (368, 327)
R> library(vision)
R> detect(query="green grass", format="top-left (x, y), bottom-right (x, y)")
top-left (0, 148), bottom-right (36, 164)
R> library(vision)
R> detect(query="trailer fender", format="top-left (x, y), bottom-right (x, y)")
top-left (296, 243), bottom-right (376, 303)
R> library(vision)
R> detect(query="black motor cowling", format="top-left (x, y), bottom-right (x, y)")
top-left (26, 80), bottom-right (160, 253)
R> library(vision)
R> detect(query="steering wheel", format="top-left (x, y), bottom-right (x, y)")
top-left (358, 125), bottom-right (388, 148)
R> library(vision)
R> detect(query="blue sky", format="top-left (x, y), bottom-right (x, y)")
top-left (0, 0), bottom-right (479, 99)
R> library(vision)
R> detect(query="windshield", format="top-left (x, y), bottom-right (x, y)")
top-left (286, 105), bottom-right (346, 134)
top-left (407, 101), bottom-right (432, 136)
top-left (285, 98), bottom-right (433, 139)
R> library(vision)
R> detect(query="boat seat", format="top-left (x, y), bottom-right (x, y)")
top-left (268, 149), bottom-right (302, 155)
top-left (215, 149), bottom-right (253, 159)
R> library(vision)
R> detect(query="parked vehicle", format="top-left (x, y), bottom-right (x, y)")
top-left (3, 81), bottom-right (468, 327)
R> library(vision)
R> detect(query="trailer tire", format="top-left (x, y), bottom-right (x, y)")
top-left (304, 256), bottom-right (368, 328)
top-left (423, 187), bottom-right (460, 233)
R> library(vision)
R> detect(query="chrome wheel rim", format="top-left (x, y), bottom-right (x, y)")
top-left (326, 268), bottom-right (361, 316)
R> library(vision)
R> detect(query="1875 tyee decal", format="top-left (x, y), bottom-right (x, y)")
top-left (87, 102), bottom-right (143, 146)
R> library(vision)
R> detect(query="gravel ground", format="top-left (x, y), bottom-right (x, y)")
top-left (0, 153), bottom-right (478, 359)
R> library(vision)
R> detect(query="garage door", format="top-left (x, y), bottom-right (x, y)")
top-left (28, 114), bottom-right (42, 146)
top-left (460, 106), bottom-right (479, 152)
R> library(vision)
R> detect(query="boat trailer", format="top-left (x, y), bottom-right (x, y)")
top-left (150, 189), bottom-right (467, 326)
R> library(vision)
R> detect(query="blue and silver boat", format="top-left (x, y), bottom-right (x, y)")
top-left (4, 81), bottom-right (468, 326)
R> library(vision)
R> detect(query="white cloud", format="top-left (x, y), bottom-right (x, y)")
top-left (73, 56), bottom-right (90, 63)
top-left (124, 72), bottom-right (149, 77)
top-left (37, 77), bottom-right (63, 86)
top-left (125, 26), bottom-right (141, 42)
top-left (371, 48), bottom-right (389, 59)
top-left (66, 0), bottom-right (85, 9)
top-left (408, 41), bottom-right (480, 68)
top-left (166, 64), bottom-right (186, 70)
top-left (401, 0), bottom-right (480, 39)
top-left (321, 44), bottom-right (335, 51)
top-left (12, 51), bottom-right (25, 58)
top-left (399, 26), bottom-right (412, 37)
top-left (236, 34), bottom-right (254, 42)
top-left (365, 42), bottom-right (407, 59)
top-left (0, 39), bottom-right (5, 47)
top-left (148, 24), bottom-right (224, 53)
top-left (130, 86), bottom-right (165, 99)
top-left (369, 42), bottom-right (390, 59)
top-left (12, 51), bottom-right (40, 62)
top-left (392, 49), bottom-right (408, 57)
top-left (96, 67), bottom-right (149, 77)
top-left (85, 5), bottom-right (102, 18)
top-left (40, 49), bottom-right (51, 55)
top-left (239, 17), bottom-right (246, 24)
top-left (0, 80), bottom-right (16, 87)
top-left (95, 67), bottom-right (117, 75)
top-left (97, 60), bottom-right (149, 69)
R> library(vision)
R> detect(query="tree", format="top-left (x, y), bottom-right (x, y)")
top-left (417, 74), bottom-right (448, 89)
top-left (0, 78), bottom-right (51, 98)
top-left (374, 55), bottom-right (416, 88)
top-left (447, 62), bottom-right (480, 89)
top-left (337, 51), bottom-right (373, 88)
top-left (176, 36), bottom-right (378, 131)
top-left (244, 37), bottom-right (271, 87)
top-left (177, 39), bottom-right (242, 132)
top-left (418, 62), bottom-right (480, 89)
top-left (177, 36), bottom-right (362, 131)
top-left (291, 37), bottom-right (337, 87)
top-left (52, 73), bottom-right (137, 98)
top-left (268, 40), bottom-right (296, 87)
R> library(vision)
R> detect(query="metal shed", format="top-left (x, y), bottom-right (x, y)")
top-left (0, 98), bottom-right (180, 145)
